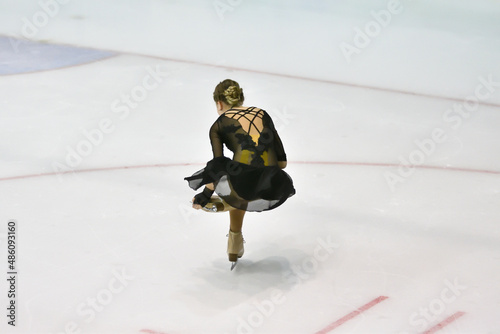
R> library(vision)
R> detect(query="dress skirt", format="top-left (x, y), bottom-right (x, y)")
top-left (184, 157), bottom-right (295, 212)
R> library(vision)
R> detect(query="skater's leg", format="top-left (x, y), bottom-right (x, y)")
top-left (228, 209), bottom-right (245, 264)
top-left (229, 209), bottom-right (245, 232)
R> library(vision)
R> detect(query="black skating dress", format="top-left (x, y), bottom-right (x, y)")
top-left (185, 107), bottom-right (295, 212)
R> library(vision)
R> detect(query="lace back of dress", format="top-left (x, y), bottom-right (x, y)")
top-left (225, 107), bottom-right (264, 144)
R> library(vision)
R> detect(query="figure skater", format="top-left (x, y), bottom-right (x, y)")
top-left (185, 79), bottom-right (295, 269)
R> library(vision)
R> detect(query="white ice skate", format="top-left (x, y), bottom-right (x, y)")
top-left (227, 230), bottom-right (244, 270)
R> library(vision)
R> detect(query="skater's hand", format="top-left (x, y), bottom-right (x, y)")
top-left (192, 198), bottom-right (202, 210)
top-left (191, 187), bottom-right (214, 209)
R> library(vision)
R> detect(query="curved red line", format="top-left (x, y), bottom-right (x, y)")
top-left (292, 161), bottom-right (500, 175)
top-left (0, 163), bottom-right (198, 182)
top-left (0, 161), bottom-right (498, 183)
top-left (2, 34), bottom-right (499, 109)
top-left (95, 50), bottom-right (500, 109)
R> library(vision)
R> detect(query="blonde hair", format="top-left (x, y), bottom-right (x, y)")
top-left (213, 79), bottom-right (244, 107)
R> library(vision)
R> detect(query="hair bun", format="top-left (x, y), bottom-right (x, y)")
top-left (213, 79), bottom-right (245, 106)
top-left (224, 86), bottom-right (242, 105)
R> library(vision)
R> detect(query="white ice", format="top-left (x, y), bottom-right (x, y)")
top-left (0, 0), bottom-right (499, 333)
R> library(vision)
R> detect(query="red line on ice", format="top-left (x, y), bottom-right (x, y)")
top-left (292, 161), bottom-right (500, 175)
top-left (99, 46), bottom-right (500, 110)
top-left (140, 330), bottom-right (168, 334)
top-left (422, 311), bottom-right (466, 334)
top-left (0, 163), bottom-right (198, 182)
top-left (0, 161), bottom-right (499, 183)
top-left (2, 34), bottom-right (499, 110)
top-left (314, 296), bottom-right (388, 334)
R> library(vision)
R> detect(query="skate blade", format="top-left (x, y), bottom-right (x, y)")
top-left (202, 201), bottom-right (226, 212)
top-left (202, 204), bottom-right (218, 212)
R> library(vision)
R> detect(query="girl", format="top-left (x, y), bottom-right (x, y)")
top-left (185, 79), bottom-right (295, 267)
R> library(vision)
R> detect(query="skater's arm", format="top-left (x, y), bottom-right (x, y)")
top-left (192, 122), bottom-right (220, 210)
top-left (273, 131), bottom-right (287, 164)
top-left (267, 114), bottom-right (287, 168)
top-left (209, 121), bottom-right (224, 158)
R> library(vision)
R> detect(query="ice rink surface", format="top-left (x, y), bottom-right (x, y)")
top-left (0, 0), bottom-right (499, 333)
